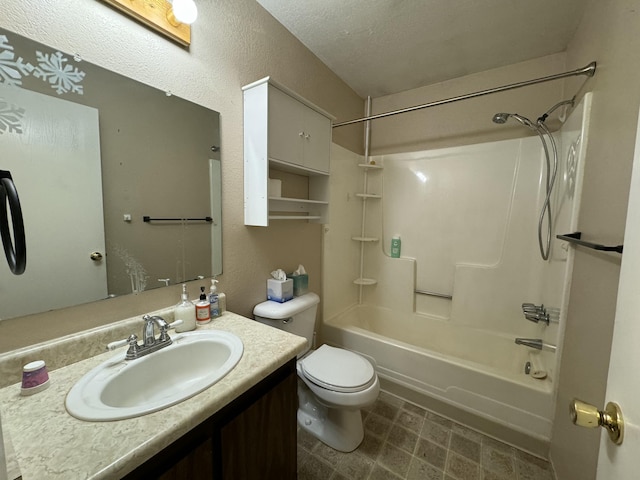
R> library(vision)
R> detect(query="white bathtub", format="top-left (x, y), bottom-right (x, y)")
top-left (322, 304), bottom-right (554, 441)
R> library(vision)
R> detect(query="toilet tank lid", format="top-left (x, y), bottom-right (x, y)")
top-left (253, 292), bottom-right (319, 319)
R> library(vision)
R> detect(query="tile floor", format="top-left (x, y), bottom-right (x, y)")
top-left (297, 391), bottom-right (556, 480)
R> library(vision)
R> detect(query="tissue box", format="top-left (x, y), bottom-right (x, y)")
top-left (287, 273), bottom-right (309, 296)
top-left (267, 278), bottom-right (293, 303)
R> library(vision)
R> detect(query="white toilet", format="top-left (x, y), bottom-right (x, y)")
top-left (253, 292), bottom-right (380, 452)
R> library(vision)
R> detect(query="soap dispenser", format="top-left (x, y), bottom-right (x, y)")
top-left (209, 279), bottom-right (220, 319)
top-left (174, 284), bottom-right (196, 332)
top-left (196, 286), bottom-right (211, 325)
top-left (217, 281), bottom-right (226, 314)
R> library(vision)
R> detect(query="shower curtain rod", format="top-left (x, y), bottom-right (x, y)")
top-left (332, 61), bottom-right (596, 128)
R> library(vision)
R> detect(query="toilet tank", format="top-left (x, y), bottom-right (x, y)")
top-left (253, 292), bottom-right (320, 354)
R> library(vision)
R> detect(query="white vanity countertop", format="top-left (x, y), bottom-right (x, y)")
top-left (0, 312), bottom-right (306, 479)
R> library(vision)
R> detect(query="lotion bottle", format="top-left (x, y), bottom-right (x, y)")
top-left (174, 284), bottom-right (196, 332)
top-left (196, 286), bottom-right (211, 325)
top-left (209, 279), bottom-right (220, 318)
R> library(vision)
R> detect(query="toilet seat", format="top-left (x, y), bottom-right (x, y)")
top-left (300, 345), bottom-right (375, 393)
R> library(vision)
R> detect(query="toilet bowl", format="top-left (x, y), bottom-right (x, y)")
top-left (253, 292), bottom-right (379, 452)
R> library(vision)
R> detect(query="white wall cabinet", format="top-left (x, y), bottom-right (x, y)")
top-left (243, 77), bottom-right (334, 226)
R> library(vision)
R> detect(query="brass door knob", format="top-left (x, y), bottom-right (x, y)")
top-left (570, 398), bottom-right (624, 445)
top-left (90, 251), bottom-right (103, 262)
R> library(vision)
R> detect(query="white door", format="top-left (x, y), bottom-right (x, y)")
top-left (595, 109), bottom-right (640, 477)
top-left (0, 85), bottom-right (107, 319)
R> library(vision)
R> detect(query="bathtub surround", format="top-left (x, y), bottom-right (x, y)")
top-left (323, 96), bottom-right (590, 456)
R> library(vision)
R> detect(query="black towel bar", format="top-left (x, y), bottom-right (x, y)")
top-left (556, 232), bottom-right (623, 254)
top-left (143, 216), bottom-right (213, 223)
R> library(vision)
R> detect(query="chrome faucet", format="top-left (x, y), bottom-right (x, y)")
top-left (515, 338), bottom-right (557, 353)
top-left (107, 315), bottom-right (183, 360)
top-left (143, 315), bottom-right (170, 346)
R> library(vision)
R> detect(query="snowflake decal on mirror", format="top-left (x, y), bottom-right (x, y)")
top-left (33, 50), bottom-right (85, 95)
top-left (0, 35), bottom-right (35, 87)
top-left (0, 97), bottom-right (26, 135)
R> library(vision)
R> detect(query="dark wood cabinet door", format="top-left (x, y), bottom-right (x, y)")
top-left (220, 368), bottom-right (297, 480)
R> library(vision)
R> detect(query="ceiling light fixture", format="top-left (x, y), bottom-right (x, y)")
top-left (167, 0), bottom-right (198, 25)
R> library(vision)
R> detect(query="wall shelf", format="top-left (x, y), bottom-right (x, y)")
top-left (358, 163), bottom-right (383, 170)
top-left (356, 193), bottom-right (382, 199)
top-left (352, 236), bottom-right (379, 242)
top-left (353, 278), bottom-right (378, 286)
top-left (269, 197), bottom-right (328, 205)
top-left (268, 215), bottom-right (322, 221)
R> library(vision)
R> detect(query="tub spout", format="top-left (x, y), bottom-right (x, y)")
top-left (515, 338), bottom-right (557, 353)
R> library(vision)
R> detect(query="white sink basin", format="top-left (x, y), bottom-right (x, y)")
top-left (65, 330), bottom-right (243, 421)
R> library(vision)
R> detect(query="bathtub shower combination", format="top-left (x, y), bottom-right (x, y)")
top-left (323, 93), bottom-right (592, 443)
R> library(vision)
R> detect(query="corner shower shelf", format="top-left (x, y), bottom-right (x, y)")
top-left (353, 278), bottom-right (377, 286)
top-left (358, 163), bottom-right (383, 170)
top-left (556, 232), bottom-right (624, 254)
top-left (352, 236), bottom-right (379, 242)
top-left (356, 193), bottom-right (382, 199)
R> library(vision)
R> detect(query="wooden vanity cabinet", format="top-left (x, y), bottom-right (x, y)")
top-left (123, 359), bottom-right (297, 480)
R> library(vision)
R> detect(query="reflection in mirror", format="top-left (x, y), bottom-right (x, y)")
top-left (0, 28), bottom-right (221, 320)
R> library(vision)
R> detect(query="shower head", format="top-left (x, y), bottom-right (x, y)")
top-left (492, 112), bottom-right (538, 131)
top-left (492, 113), bottom-right (510, 124)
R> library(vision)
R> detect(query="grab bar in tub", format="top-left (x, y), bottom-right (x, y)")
top-left (515, 338), bottom-right (557, 353)
top-left (415, 289), bottom-right (453, 300)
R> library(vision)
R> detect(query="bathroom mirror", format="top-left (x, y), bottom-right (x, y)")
top-left (0, 28), bottom-right (221, 320)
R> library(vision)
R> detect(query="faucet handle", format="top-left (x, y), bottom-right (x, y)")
top-left (522, 303), bottom-right (545, 314)
top-left (167, 319), bottom-right (183, 330)
top-left (107, 338), bottom-right (129, 351)
top-left (107, 334), bottom-right (139, 351)
top-left (158, 320), bottom-right (183, 341)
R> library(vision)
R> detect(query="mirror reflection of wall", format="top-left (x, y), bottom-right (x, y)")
top-left (0, 28), bottom-right (222, 320)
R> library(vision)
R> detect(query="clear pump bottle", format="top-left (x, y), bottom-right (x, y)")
top-left (174, 284), bottom-right (196, 332)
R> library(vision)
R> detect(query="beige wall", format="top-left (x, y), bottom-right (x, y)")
top-left (550, 1), bottom-right (640, 479)
top-left (0, 0), bottom-right (363, 352)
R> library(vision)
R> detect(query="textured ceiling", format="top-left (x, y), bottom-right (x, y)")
top-left (256, 0), bottom-right (588, 98)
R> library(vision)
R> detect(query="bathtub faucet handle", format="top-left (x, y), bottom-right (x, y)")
top-left (522, 303), bottom-right (545, 314)
top-left (524, 311), bottom-right (550, 325)
top-left (521, 303), bottom-right (549, 325)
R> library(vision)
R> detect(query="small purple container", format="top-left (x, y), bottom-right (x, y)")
top-left (20, 360), bottom-right (50, 395)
